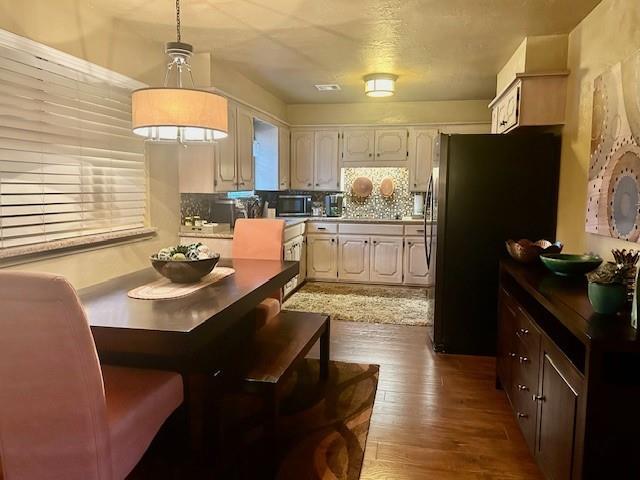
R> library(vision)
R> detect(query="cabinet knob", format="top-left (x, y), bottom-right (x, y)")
top-left (517, 328), bottom-right (529, 336)
top-left (316, 183), bottom-right (319, 186)
top-left (307, 183), bottom-right (312, 187)
top-left (508, 352), bottom-right (517, 358)
top-left (373, 240), bottom-right (377, 244)
top-left (414, 183), bottom-right (417, 186)
top-left (369, 153), bottom-right (372, 157)
top-left (517, 384), bottom-right (529, 392)
top-left (407, 241), bottom-right (412, 245)
top-left (364, 240), bottom-right (368, 244)
top-left (532, 394), bottom-right (545, 402)
top-left (331, 239), bottom-right (335, 243)
top-left (518, 356), bottom-right (529, 364)
top-left (377, 153), bottom-right (380, 157)
top-left (500, 120), bottom-right (507, 126)
top-left (517, 412), bottom-right (528, 419)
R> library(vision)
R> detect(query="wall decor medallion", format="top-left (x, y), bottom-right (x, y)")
top-left (587, 48), bottom-right (640, 240)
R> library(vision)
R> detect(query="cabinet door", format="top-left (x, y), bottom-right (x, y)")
top-left (370, 236), bottom-right (403, 284)
top-left (497, 288), bottom-right (517, 402)
top-left (314, 130), bottom-right (340, 190)
top-left (307, 235), bottom-right (338, 280)
top-left (403, 237), bottom-right (433, 285)
top-left (278, 127), bottom-right (290, 190)
top-left (409, 129), bottom-right (437, 192)
top-left (291, 131), bottom-right (314, 190)
top-left (299, 237), bottom-right (307, 283)
top-left (375, 128), bottom-right (408, 162)
top-left (338, 235), bottom-right (370, 282)
top-left (214, 104), bottom-right (238, 192)
top-left (283, 239), bottom-right (297, 296)
top-left (236, 107), bottom-right (254, 190)
top-left (536, 352), bottom-right (580, 480)
top-left (179, 144), bottom-right (215, 193)
top-left (341, 128), bottom-right (374, 163)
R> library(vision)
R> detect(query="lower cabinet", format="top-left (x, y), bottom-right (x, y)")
top-left (497, 287), bottom-right (583, 480)
top-left (369, 236), bottom-right (403, 284)
top-left (284, 234), bottom-right (306, 297)
top-left (306, 234), bottom-right (338, 280)
top-left (338, 235), bottom-right (370, 282)
top-left (403, 236), bottom-right (435, 286)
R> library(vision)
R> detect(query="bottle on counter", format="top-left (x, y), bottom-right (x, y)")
top-left (184, 216), bottom-right (193, 227)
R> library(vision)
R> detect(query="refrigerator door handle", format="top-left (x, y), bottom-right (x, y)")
top-left (425, 175), bottom-right (433, 269)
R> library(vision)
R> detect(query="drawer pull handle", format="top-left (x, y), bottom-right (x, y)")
top-left (508, 352), bottom-right (517, 358)
top-left (518, 356), bottom-right (529, 364)
top-left (517, 328), bottom-right (529, 336)
top-left (317, 227), bottom-right (327, 230)
top-left (517, 384), bottom-right (529, 391)
top-left (416, 229), bottom-right (425, 233)
top-left (532, 394), bottom-right (545, 402)
top-left (517, 412), bottom-right (528, 419)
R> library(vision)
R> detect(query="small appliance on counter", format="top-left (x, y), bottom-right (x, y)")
top-left (324, 194), bottom-right (344, 217)
top-left (276, 195), bottom-right (312, 217)
top-left (412, 192), bottom-right (425, 218)
top-left (212, 199), bottom-right (246, 228)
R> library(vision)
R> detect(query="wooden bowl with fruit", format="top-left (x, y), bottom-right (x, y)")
top-left (150, 243), bottom-right (220, 283)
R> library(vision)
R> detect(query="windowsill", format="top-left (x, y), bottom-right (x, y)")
top-left (0, 228), bottom-right (158, 266)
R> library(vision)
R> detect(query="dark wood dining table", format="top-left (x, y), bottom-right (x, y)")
top-left (78, 258), bottom-right (299, 457)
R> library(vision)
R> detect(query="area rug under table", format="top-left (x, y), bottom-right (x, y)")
top-left (283, 282), bottom-right (433, 326)
top-left (227, 359), bottom-right (379, 480)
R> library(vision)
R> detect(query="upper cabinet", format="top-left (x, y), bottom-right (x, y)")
top-left (375, 129), bottom-right (408, 162)
top-left (340, 127), bottom-right (408, 167)
top-left (408, 128), bottom-right (438, 192)
top-left (342, 129), bottom-right (375, 162)
top-left (291, 129), bottom-right (340, 191)
top-left (278, 127), bottom-right (291, 190)
top-left (489, 72), bottom-right (569, 134)
top-left (236, 107), bottom-right (255, 190)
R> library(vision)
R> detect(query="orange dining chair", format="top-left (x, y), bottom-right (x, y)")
top-left (0, 272), bottom-right (184, 480)
top-left (232, 218), bottom-right (286, 327)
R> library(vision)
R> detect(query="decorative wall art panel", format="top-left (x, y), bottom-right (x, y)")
top-left (587, 49), bottom-right (640, 240)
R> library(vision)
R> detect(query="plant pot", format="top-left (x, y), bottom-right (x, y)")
top-left (588, 282), bottom-right (627, 315)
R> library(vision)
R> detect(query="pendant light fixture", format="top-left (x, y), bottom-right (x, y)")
top-left (131, 0), bottom-right (228, 142)
top-left (364, 73), bottom-right (398, 98)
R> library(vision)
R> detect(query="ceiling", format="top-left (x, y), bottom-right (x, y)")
top-left (89, 0), bottom-right (601, 104)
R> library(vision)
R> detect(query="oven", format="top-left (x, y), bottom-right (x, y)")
top-left (276, 195), bottom-right (312, 217)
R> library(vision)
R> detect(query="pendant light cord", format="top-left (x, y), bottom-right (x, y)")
top-left (176, 0), bottom-right (181, 42)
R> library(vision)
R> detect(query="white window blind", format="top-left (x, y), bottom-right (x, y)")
top-left (0, 35), bottom-right (147, 249)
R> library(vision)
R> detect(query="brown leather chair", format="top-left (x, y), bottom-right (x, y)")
top-left (0, 272), bottom-right (184, 480)
top-left (232, 218), bottom-right (286, 327)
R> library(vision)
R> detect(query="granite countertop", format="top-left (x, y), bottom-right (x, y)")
top-left (179, 216), bottom-right (432, 239)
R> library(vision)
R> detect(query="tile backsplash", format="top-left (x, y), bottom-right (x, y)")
top-left (342, 167), bottom-right (414, 219)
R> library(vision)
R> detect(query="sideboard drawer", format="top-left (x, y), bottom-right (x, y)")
top-left (307, 222), bottom-right (338, 234)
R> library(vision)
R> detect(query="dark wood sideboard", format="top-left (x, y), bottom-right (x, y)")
top-left (498, 259), bottom-right (640, 479)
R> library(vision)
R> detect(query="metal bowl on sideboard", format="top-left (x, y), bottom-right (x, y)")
top-left (150, 254), bottom-right (220, 283)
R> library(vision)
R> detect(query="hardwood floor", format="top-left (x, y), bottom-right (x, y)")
top-left (310, 320), bottom-right (542, 480)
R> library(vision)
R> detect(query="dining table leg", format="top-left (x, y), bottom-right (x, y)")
top-left (320, 316), bottom-right (331, 381)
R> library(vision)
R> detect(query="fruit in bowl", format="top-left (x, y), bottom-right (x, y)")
top-left (151, 244), bottom-right (220, 283)
top-left (505, 239), bottom-right (563, 264)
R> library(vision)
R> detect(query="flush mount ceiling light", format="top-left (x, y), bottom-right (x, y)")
top-left (131, 0), bottom-right (228, 142)
top-left (364, 73), bottom-right (398, 98)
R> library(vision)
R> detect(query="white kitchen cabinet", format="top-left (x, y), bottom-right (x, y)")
top-left (341, 128), bottom-right (375, 163)
top-left (214, 103), bottom-right (238, 192)
top-left (370, 236), bottom-right (404, 284)
top-left (338, 235), bottom-right (370, 282)
top-left (236, 107), bottom-right (255, 190)
top-left (178, 143), bottom-right (215, 193)
top-left (374, 128), bottom-right (408, 162)
top-left (314, 129), bottom-right (340, 190)
top-left (403, 237), bottom-right (434, 286)
top-left (299, 236), bottom-right (307, 283)
top-left (408, 128), bottom-right (438, 192)
top-left (279, 126), bottom-right (290, 190)
top-left (306, 234), bottom-right (338, 280)
top-left (291, 130), bottom-right (315, 190)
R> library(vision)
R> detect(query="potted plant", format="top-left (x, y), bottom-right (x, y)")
top-left (586, 262), bottom-right (629, 315)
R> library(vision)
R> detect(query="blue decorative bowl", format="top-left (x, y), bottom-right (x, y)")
top-left (540, 254), bottom-right (603, 277)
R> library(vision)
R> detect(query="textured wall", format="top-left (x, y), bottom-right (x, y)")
top-left (342, 167), bottom-right (415, 219)
top-left (556, 0), bottom-right (640, 256)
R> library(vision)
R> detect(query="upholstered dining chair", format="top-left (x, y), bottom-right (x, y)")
top-left (0, 271), bottom-right (184, 480)
top-left (232, 218), bottom-right (286, 327)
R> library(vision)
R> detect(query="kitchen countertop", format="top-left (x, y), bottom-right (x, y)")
top-left (179, 216), bottom-right (432, 239)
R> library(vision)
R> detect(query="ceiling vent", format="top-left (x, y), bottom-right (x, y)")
top-left (314, 84), bottom-right (341, 92)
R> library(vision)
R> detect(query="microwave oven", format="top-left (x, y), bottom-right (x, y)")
top-left (276, 195), bottom-right (312, 217)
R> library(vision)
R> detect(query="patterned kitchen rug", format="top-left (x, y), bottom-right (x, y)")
top-left (236, 359), bottom-right (380, 480)
top-left (283, 282), bottom-right (433, 326)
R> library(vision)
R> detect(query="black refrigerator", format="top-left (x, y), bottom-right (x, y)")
top-left (425, 133), bottom-right (561, 355)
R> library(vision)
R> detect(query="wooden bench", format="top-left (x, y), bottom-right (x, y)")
top-left (243, 310), bottom-right (331, 439)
